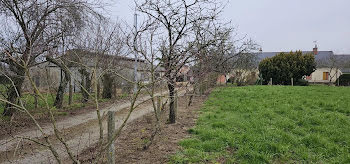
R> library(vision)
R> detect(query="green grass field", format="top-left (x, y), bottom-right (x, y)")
top-left (171, 86), bottom-right (350, 163)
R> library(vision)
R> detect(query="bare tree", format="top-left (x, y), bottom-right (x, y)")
top-left (135, 0), bottom-right (228, 123)
top-left (46, 56), bottom-right (71, 108)
top-left (186, 21), bottom-right (258, 99)
top-left (128, 20), bottom-right (169, 149)
top-left (0, 21), bottom-right (155, 163)
top-left (0, 52), bottom-right (79, 163)
top-left (0, 0), bottom-right (101, 116)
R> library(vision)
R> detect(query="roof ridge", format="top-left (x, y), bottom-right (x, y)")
top-left (258, 50), bottom-right (333, 53)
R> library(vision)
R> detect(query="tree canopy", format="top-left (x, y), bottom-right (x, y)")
top-left (259, 51), bottom-right (316, 85)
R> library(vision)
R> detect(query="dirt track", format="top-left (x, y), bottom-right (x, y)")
top-left (0, 89), bottom-right (188, 163)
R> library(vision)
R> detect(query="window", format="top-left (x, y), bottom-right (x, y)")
top-left (323, 72), bottom-right (329, 80)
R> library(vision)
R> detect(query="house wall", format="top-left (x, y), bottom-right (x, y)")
top-left (22, 65), bottom-right (83, 93)
top-left (22, 64), bottom-right (61, 92)
top-left (307, 68), bottom-right (342, 83)
top-left (23, 58), bottom-right (163, 94)
top-left (227, 69), bottom-right (259, 84)
top-left (217, 75), bottom-right (226, 85)
top-left (223, 67), bottom-right (341, 84)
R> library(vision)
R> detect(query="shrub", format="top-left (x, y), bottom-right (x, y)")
top-left (336, 74), bottom-right (350, 86)
top-left (295, 79), bottom-right (309, 86)
top-left (259, 51), bottom-right (316, 85)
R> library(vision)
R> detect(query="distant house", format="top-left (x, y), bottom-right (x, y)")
top-left (217, 75), bottom-right (227, 85)
top-left (257, 45), bottom-right (350, 83)
top-left (220, 45), bottom-right (350, 85)
top-left (176, 65), bottom-right (194, 85)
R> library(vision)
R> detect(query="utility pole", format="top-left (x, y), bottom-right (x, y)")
top-left (133, 11), bottom-right (138, 94)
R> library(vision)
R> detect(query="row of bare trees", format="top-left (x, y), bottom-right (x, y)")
top-left (135, 0), bottom-right (258, 123)
top-left (0, 0), bottom-right (258, 163)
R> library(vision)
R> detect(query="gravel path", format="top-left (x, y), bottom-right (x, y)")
top-left (0, 89), bottom-right (187, 164)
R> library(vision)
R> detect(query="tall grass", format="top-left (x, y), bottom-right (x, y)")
top-left (171, 86), bottom-right (350, 163)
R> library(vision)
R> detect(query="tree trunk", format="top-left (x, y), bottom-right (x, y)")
top-left (86, 73), bottom-right (91, 101)
top-left (47, 57), bottom-right (71, 109)
top-left (102, 73), bottom-right (113, 99)
top-left (68, 82), bottom-right (73, 105)
top-left (167, 80), bottom-right (176, 124)
top-left (54, 76), bottom-right (69, 109)
top-left (80, 69), bottom-right (91, 103)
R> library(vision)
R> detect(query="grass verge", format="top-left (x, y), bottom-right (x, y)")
top-left (0, 92), bottom-right (109, 119)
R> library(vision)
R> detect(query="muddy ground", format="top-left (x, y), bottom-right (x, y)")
top-left (0, 89), bottom-right (205, 163)
top-left (77, 94), bottom-right (208, 164)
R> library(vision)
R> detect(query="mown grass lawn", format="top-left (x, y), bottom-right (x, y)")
top-left (171, 86), bottom-right (350, 163)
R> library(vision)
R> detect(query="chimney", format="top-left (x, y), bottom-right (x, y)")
top-left (313, 44), bottom-right (318, 55)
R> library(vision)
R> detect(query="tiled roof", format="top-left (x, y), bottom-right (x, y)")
top-left (256, 51), bottom-right (334, 62)
top-left (256, 51), bottom-right (350, 68)
top-left (340, 68), bottom-right (350, 73)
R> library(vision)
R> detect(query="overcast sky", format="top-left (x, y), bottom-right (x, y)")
top-left (105, 0), bottom-right (350, 54)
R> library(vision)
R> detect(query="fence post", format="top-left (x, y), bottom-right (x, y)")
top-left (270, 78), bottom-right (273, 85)
top-left (174, 90), bottom-right (178, 118)
top-left (291, 78), bottom-right (294, 86)
top-left (107, 111), bottom-right (116, 164)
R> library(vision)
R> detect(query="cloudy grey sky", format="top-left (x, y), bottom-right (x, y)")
top-left (105, 0), bottom-right (350, 54)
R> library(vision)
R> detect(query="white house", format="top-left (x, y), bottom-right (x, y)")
top-left (256, 45), bottom-right (350, 84)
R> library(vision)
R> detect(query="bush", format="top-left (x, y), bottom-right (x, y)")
top-left (295, 79), bottom-right (309, 86)
top-left (259, 51), bottom-right (316, 85)
top-left (336, 74), bottom-right (350, 86)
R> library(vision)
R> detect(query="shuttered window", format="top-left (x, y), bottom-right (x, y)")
top-left (323, 72), bottom-right (329, 80)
